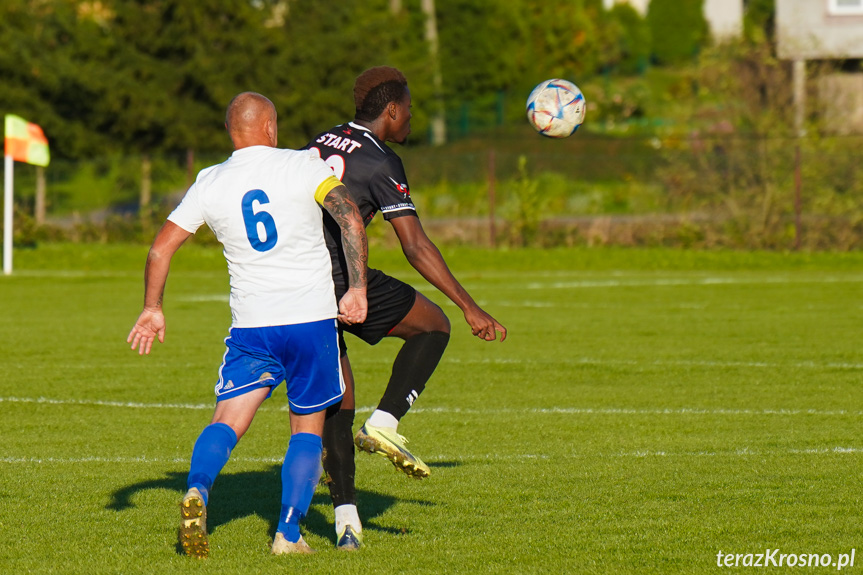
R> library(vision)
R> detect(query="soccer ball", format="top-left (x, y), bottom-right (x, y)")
top-left (526, 79), bottom-right (586, 138)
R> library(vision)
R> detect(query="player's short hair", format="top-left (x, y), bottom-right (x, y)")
top-left (354, 66), bottom-right (408, 122)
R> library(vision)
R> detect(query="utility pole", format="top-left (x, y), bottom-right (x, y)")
top-left (792, 59), bottom-right (805, 250)
top-left (792, 59), bottom-right (806, 137)
top-left (140, 154), bottom-right (152, 214)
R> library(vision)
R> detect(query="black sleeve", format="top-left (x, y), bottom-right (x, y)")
top-left (369, 155), bottom-right (417, 221)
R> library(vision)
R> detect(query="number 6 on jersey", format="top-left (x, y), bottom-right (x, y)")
top-left (241, 189), bottom-right (278, 252)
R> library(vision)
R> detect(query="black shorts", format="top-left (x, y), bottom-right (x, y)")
top-left (335, 268), bottom-right (417, 353)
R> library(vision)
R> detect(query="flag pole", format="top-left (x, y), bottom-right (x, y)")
top-left (3, 154), bottom-right (13, 275)
top-left (4, 114), bottom-right (50, 275)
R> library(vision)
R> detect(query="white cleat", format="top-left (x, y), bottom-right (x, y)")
top-left (354, 423), bottom-right (431, 479)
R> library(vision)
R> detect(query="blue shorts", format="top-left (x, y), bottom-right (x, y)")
top-left (214, 319), bottom-right (344, 414)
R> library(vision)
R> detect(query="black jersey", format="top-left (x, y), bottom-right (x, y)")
top-left (304, 122), bottom-right (417, 287)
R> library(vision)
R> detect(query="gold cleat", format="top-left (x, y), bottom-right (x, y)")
top-left (178, 488), bottom-right (209, 558)
top-left (271, 532), bottom-right (316, 555)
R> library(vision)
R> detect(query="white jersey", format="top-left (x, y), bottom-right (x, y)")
top-left (168, 145), bottom-right (342, 328)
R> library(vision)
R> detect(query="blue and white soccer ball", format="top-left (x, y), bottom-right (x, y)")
top-left (526, 79), bottom-right (586, 138)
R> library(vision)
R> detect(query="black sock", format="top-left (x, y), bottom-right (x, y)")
top-left (322, 407), bottom-right (356, 508)
top-left (376, 331), bottom-right (450, 420)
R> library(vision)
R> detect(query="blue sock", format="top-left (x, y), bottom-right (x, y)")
top-left (187, 422), bottom-right (238, 506)
top-left (277, 433), bottom-right (323, 543)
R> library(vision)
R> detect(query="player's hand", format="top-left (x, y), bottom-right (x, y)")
top-left (127, 308), bottom-right (166, 355)
top-left (465, 306), bottom-right (507, 342)
top-left (338, 287), bottom-right (368, 325)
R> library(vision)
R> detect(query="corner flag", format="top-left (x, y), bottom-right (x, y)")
top-left (4, 114), bottom-right (51, 274)
top-left (5, 114), bottom-right (50, 167)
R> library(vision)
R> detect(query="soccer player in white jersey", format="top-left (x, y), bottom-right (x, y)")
top-left (127, 92), bottom-right (368, 557)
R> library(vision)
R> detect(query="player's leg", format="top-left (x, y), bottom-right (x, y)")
top-left (181, 326), bottom-right (282, 558)
top-left (355, 292), bottom-right (450, 479)
top-left (181, 387), bottom-right (270, 558)
top-left (187, 388), bottom-right (271, 504)
top-left (374, 291), bottom-right (450, 420)
top-left (272, 319), bottom-right (344, 555)
top-left (272, 409), bottom-right (327, 555)
top-left (322, 350), bottom-right (362, 549)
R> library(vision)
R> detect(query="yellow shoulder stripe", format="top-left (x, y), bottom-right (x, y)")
top-left (315, 175), bottom-right (343, 205)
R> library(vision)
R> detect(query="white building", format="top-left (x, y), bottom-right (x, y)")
top-left (604, 0), bottom-right (650, 14)
top-left (776, 0), bottom-right (863, 59)
top-left (703, 0), bottom-right (743, 39)
top-left (776, 0), bottom-right (863, 134)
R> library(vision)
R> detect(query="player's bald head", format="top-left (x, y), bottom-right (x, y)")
top-left (226, 92), bottom-right (275, 132)
top-left (225, 92), bottom-right (277, 148)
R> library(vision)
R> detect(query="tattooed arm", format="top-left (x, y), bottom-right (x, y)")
top-left (322, 184), bottom-right (368, 324)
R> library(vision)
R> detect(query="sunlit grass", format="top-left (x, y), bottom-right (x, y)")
top-left (1, 245), bottom-right (862, 574)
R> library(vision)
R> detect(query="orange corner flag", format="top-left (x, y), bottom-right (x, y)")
top-left (4, 114), bottom-right (50, 167)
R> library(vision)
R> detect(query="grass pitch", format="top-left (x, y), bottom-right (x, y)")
top-left (1, 244), bottom-right (862, 574)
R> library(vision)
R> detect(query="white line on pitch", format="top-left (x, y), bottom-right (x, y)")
top-left (6, 270), bottom-right (140, 278)
top-left (356, 406), bottom-right (863, 416)
top-left (524, 275), bottom-right (863, 290)
top-left (2, 396), bottom-right (860, 417)
top-left (0, 456), bottom-right (283, 465)
top-left (0, 396), bottom-right (214, 410)
top-left (6, 357), bottom-right (860, 371)
top-left (9, 270), bottom-right (863, 289)
top-left (2, 447), bottom-right (861, 465)
top-left (177, 294), bottom-right (229, 302)
top-left (442, 357), bottom-right (863, 370)
top-left (432, 447), bottom-right (863, 459)
top-left (9, 270), bottom-right (225, 279)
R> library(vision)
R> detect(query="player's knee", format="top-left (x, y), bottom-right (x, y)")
top-left (438, 311), bottom-right (451, 334)
top-left (426, 301), bottom-right (450, 334)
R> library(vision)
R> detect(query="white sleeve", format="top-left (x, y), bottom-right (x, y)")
top-left (167, 181), bottom-right (205, 233)
top-left (304, 150), bottom-right (343, 196)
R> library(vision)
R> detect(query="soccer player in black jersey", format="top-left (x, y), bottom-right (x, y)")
top-left (305, 66), bottom-right (506, 550)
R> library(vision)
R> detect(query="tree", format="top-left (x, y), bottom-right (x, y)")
top-left (0, 0), bottom-right (655, 159)
top-left (743, 0), bottom-right (775, 45)
top-left (647, 0), bottom-right (709, 65)
top-left (609, 3), bottom-right (650, 75)
top-left (0, 0), bottom-right (113, 159)
top-left (273, 0), bottom-right (417, 147)
top-left (435, 0), bottom-right (526, 129)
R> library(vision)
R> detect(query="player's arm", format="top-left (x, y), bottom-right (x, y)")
top-left (127, 220), bottom-right (192, 355)
top-left (390, 215), bottom-right (507, 342)
top-left (320, 181), bottom-right (368, 324)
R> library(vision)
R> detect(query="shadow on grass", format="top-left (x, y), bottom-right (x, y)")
top-left (107, 465), bottom-right (434, 550)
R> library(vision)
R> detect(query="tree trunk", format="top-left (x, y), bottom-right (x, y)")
top-left (186, 148), bottom-right (195, 189)
top-left (140, 154), bottom-right (152, 210)
top-left (421, 0), bottom-right (446, 145)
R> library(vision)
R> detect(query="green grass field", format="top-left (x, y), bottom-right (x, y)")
top-left (1, 244), bottom-right (862, 574)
